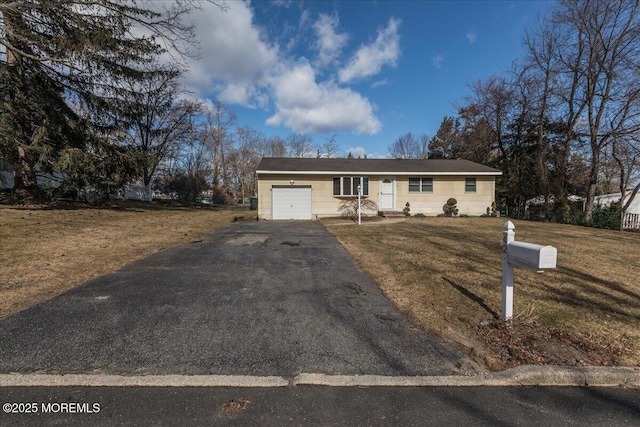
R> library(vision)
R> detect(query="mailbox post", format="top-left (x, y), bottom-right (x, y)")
top-left (501, 221), bottom-right (557, 321)
top-left (501, 221), bottom-right (516, 320)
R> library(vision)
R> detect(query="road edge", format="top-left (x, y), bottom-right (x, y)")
top-left (1, 366), bottom-right (638, 388)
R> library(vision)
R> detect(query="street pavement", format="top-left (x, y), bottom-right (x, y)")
top-left (2, 385), bottom-right (639, 426)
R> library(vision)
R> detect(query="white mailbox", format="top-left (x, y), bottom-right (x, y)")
top-left (506, 241), bottom-right (557, 272)
top-left (500, 221), bottom-right (558, 321)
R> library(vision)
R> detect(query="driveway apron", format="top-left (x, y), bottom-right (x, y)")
top-left (0, 221), bottom-right (473, 376)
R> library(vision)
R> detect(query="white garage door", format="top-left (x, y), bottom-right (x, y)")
top-left (272, 186), bottom-right (312, 220)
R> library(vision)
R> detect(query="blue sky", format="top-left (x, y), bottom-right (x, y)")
top-left (181, 0), bottom-right (554, 157)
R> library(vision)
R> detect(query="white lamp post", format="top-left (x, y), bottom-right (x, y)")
top-left (357, 184), bottom-right (362, 225)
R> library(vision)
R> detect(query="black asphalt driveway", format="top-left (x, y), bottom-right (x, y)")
top-left (0, 221), bottom-right (473, 376)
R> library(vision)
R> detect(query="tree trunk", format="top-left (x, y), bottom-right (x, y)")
top-left (14, 146), bottom-right (37, 190)
top-left (623, 183), bottom-right (640, 213)
top-left (584, 153), bottom-right (600, 222)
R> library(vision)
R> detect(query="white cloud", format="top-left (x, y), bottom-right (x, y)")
top-left (371, 79), bottom-right (388, 89)
top-left (432, 53), bottom-right (444, 69)
top-left (339, 18), bottom-right (401, 83)
top-left (314, 13), bottom-right (349, 67)
top-left (299, 9), bottom-right (311, 28)
top-left (174, 2), bottom-right (383, 134)
top-left (217, 83), bottom-right (269, 109)
top-left (271, 0), bottom-right (293, 7)
top-left (466, 30), bottom-right (477, 43)
top-left (346, 147), bottom-right (388, 158)
top-left (217, 83), bottom-right (253, 106)
top-left (266, 62), bottom-right (381, 135)
top-left (179, 2), bottom-right (277, 107)
top-left (367, 152), bottom-right (390, 159)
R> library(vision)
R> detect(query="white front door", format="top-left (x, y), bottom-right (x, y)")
top-left (379, 177), bottom-right (395, 210)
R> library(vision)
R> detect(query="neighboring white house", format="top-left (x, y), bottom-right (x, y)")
top-left (0, 170), bottom-right (66, 191)
top-left (123, 184), bottom-right (153, 202)
top-left (0, 168), bottom-right (152, 202)
top-left (581, 191), bottom-right (640, 215)
top-left (525, 195), bottom-right (582, 209)
top-left (0, 170), bottom-right (14, 191)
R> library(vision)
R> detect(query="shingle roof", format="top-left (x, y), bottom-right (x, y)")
top-left (256, 157), bottom-right (502, 175)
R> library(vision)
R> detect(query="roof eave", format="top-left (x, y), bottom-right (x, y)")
top-left (256, 170), bottom-right (502, 176)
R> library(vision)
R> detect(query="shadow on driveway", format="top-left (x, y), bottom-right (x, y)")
top-left (0, 221), bottom-right (475, 376)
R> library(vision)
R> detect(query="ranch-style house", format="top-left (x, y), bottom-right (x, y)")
top-left (256, 157), bottom-right (502, 220)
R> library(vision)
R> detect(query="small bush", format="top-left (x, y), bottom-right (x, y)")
top-left (153, 172), bottom-right (210, 203)
top-left (403, 202), bottom-right (411, 217)
top-left (443, 198), bottom-right (459, 217)
top-left (339, 197), bottom-right (379, 220)
top-left (589, 204), bottom-right (622, 230)
top-left (208, 186), bottom-right (235, 205)
top-left (525, 199), bottom-right (622, 230)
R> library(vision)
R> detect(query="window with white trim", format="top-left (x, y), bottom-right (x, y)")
top-left (465, 178), bottom-right (477, 193)
top-left (408, 177), bottom-right (433, 193)
top-left (333, 176), bottom-right (369, 196)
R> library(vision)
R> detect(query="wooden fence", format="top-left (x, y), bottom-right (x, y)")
top-left (622, 212), bottom-right (640, 230)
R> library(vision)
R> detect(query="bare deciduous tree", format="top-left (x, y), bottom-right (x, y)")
top-left (612, 134), bottom-right (640, 215)
top-left (467, 76), bottom-right (514, 161)
top-left (388, 132), bottom-right (428, 159)
top-left (123, 72), bottom-right (202, 198)
top-left (201, 101), bottom-right (237, 189)
top-left (554, 0), bottom-right (640, 220)
top-left (260, 136), bottom-right (287, 157)
top-left (230, 126), bottom-right (263, 203)
top-left (287, 133), bottom-right (316, 158)
top-left (320, 134), bottom-right (340, 158)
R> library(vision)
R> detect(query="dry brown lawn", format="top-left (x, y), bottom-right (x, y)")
top-left (0, 201), bottom-right (247, 319)
top-left (324, 217), bottom-right (640, 370)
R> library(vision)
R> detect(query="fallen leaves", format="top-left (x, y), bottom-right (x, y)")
top-left (222, 398), bottom-right (251, 415)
